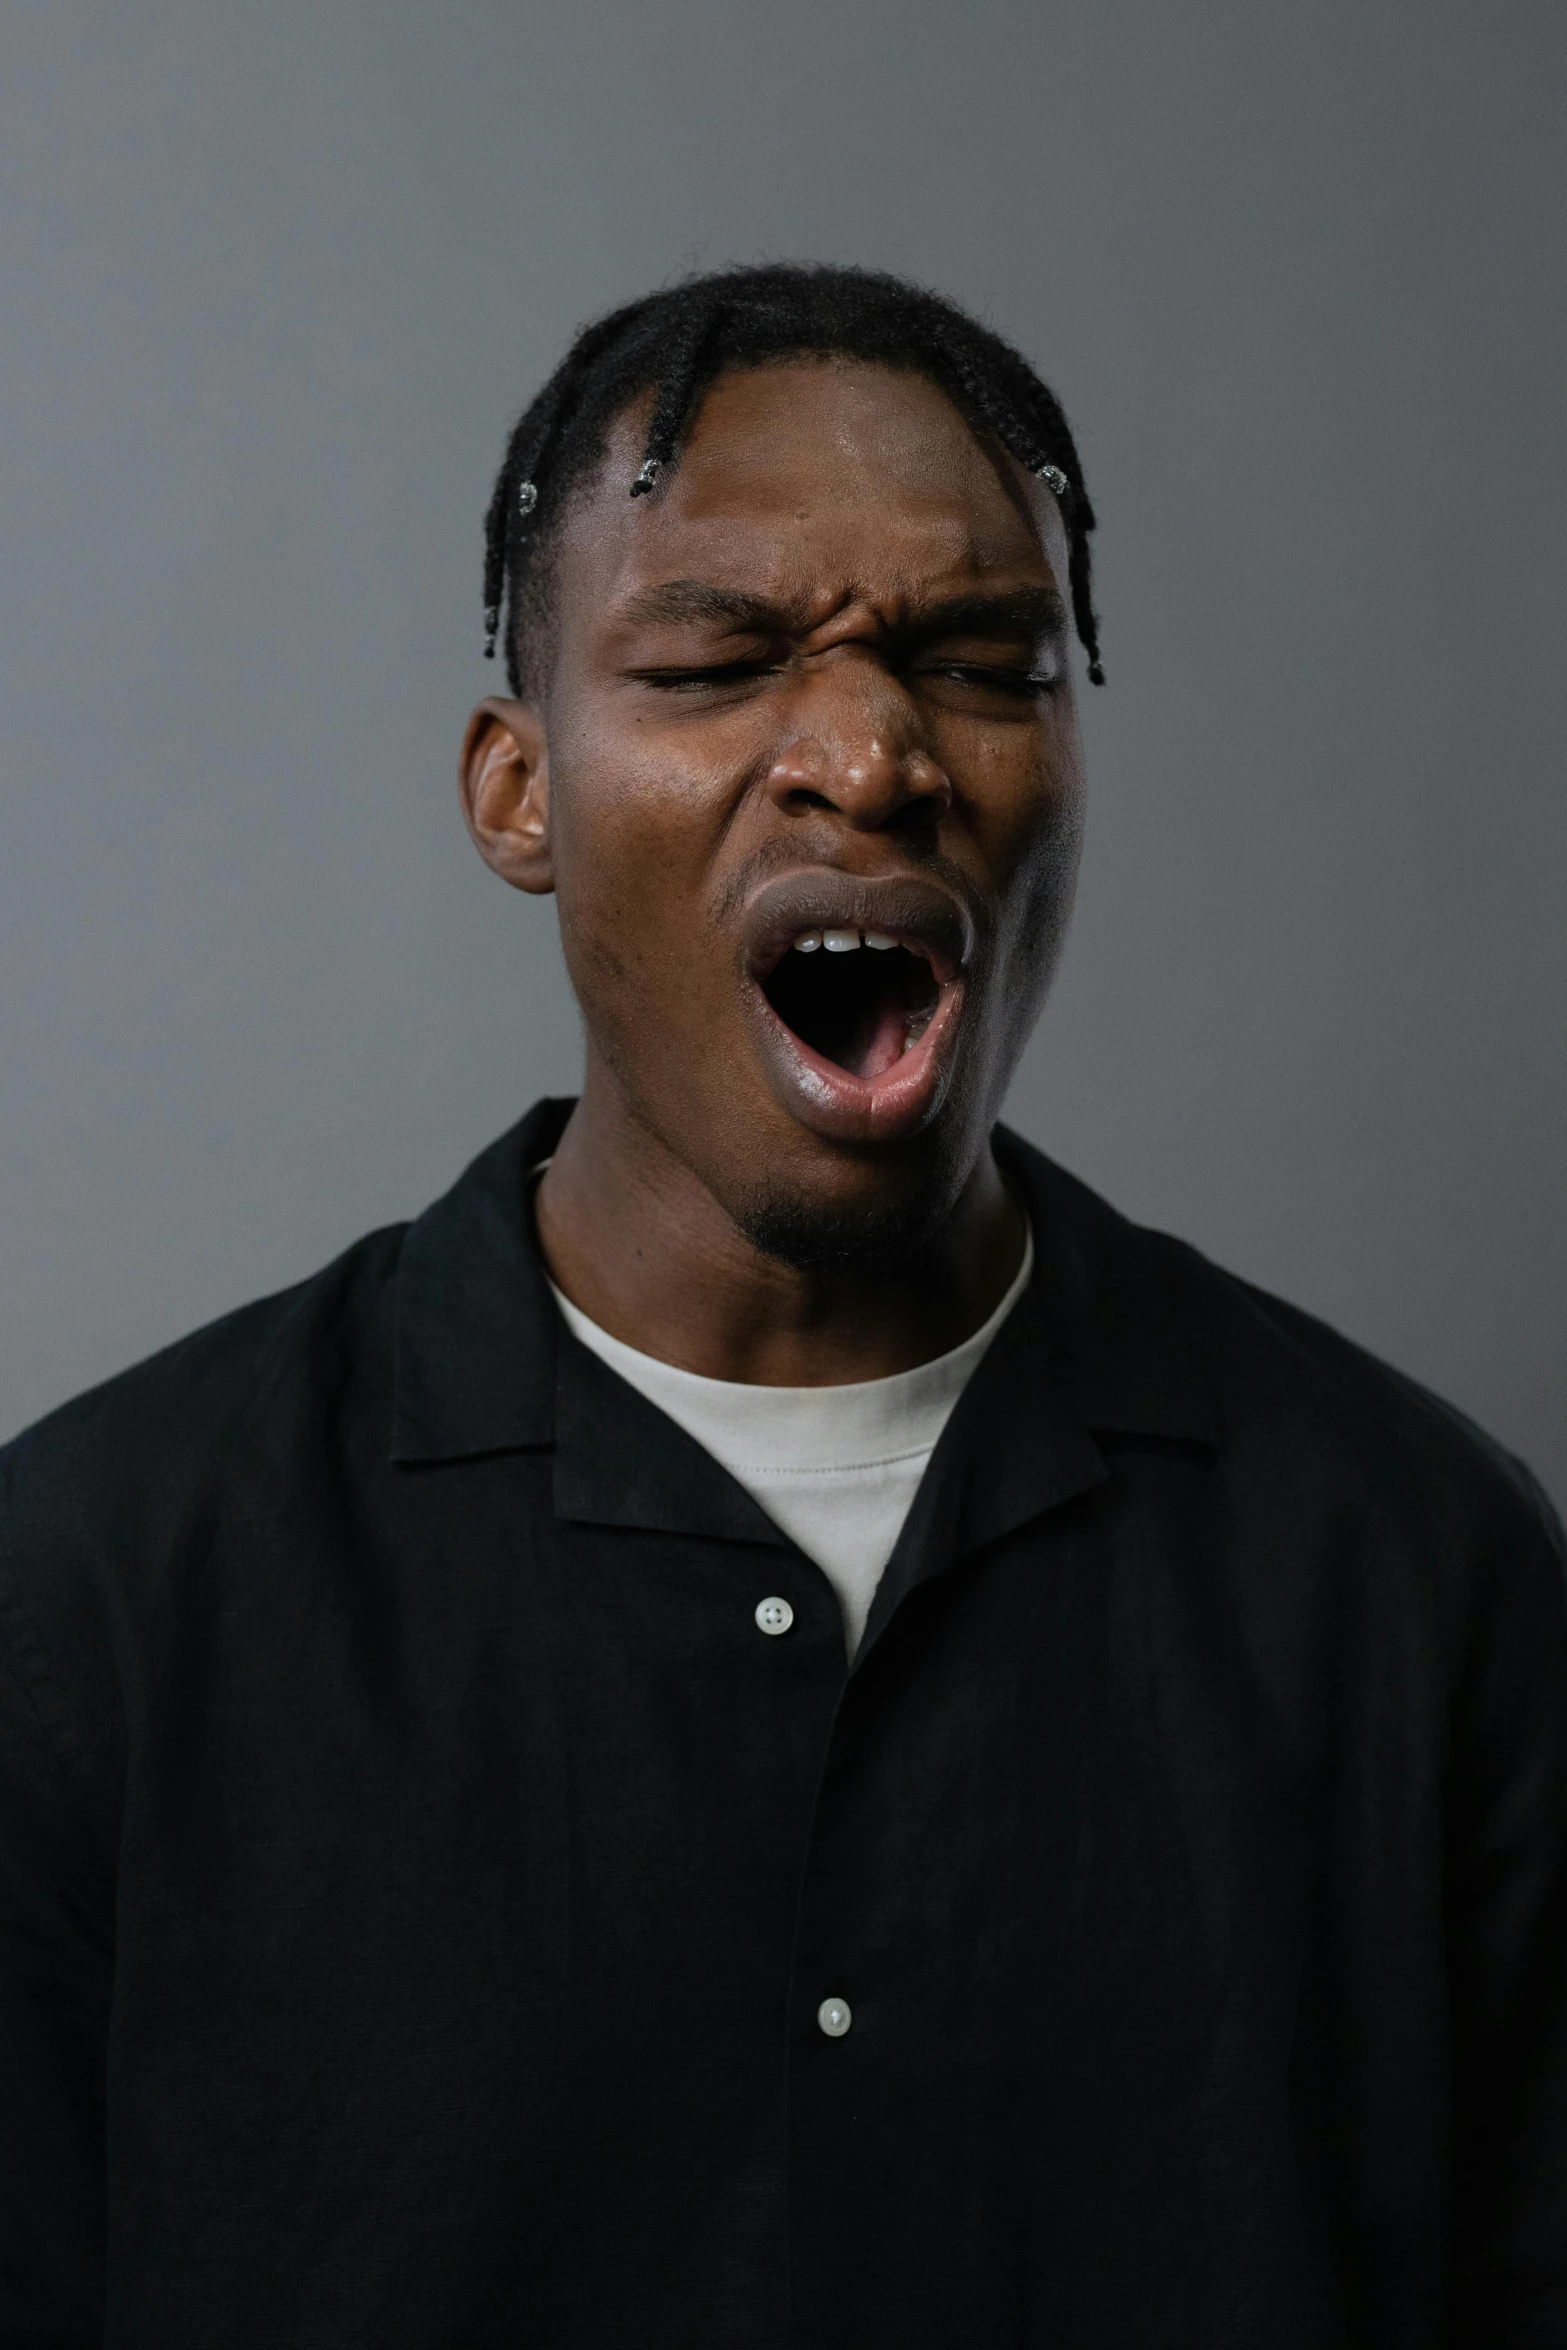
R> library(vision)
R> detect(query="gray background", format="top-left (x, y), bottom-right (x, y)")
top-left (3, 0), bottom-right (1563, 1502)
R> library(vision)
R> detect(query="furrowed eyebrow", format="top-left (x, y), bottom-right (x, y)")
top-left (910, 588), bottom-right (1070, 645)
top-left (615, 579), bottom-right (1070, 646)
top-left (617, 580), bottom-right (797, 633)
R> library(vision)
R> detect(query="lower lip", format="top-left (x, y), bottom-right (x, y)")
top-left (746, 975), bottom-right (966, 1144)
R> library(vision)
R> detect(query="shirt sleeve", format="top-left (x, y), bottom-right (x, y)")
top-left (0, 1562), bottom-right (113, 2346)
top-left (1447, 1462), bottom-right (1567, 2346)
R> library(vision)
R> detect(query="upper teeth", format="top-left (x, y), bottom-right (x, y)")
top-left (794, 928), bottom-right (901, 954)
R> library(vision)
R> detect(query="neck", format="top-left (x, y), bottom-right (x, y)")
top-left (534, 1070), bottom-right (1026, 1387)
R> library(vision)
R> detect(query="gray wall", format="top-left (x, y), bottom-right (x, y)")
top-left (3, 0), bottom-right (1563, 1504)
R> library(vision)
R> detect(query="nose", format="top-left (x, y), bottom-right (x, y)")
top-left (763, 652), bottom-right (953, 831)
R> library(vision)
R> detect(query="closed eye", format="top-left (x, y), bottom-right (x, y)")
top-left (631, 657), bottom-right (785, 691)
top-left (630, 654), bottom-right (1062, 697)
top-left (919, 664), bottom-right (1061, 698)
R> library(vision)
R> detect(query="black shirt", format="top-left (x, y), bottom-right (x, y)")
top-left (3, 1099), bottom-right (1565, 2349)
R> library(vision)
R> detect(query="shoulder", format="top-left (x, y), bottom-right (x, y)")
top-left (1, 1219), bottom-right (408, 1523)
top-left (1004, 1129), bottom-right (1563, 1567)
top-left (0, 1222), bottom-right (410, 1775)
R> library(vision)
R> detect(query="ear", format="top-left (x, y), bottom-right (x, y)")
top-left (459, 698), bottom-right (554, 895)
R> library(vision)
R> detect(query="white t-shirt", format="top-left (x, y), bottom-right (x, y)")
top-left (547, 1226), bottom-right (1033, 1657)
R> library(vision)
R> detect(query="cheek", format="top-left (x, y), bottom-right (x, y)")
top-left (954, 716), bottom-right (1083, 894)
top-left (550, 690), bottom-right (745, 874)
top-left (995, 790), bottom-right (1084, 1038)
top-left (544, 726), bottom-right (738, 1055)
top-left (967, 736), bottom-right (1084, 1033)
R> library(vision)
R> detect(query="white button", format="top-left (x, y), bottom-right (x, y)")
top-left (817, 1995), bottom-right (852, 2038)
top-left (755, 1596), bottom-right (794, 1636)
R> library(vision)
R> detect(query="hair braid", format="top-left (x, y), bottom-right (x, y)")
top-left (631, 292), bottom-right (728, 497)
top-left (483, 378), bottom-right (581, 674)
top-left (485, 305), bottom-right (662, 679)
top-left (930, 327), bottom-right (1105, 687)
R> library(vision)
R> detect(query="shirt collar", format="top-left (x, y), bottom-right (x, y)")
top-left (390, 1102), bottom-right (1221, 1478)
top-left (390, 1097), bottom-right (572, 1461)
top-left (992, 1130), bottom-right (1222, 1453)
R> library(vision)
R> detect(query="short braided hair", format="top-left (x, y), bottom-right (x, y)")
top-left (483, 263), bottom-right (1104, 696)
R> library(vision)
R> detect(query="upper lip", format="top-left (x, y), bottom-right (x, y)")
top-left (741, 869), bottom-right (975, 986)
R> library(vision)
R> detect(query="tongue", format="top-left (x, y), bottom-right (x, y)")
top-left (854, 1000), bottom-right (911, 1081)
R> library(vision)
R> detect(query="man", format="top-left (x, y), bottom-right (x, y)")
top-left (2, 263), bottom-right (1564, 2348)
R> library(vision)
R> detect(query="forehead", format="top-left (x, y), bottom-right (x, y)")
top-left (554, 359), bottom-right (1067, 638)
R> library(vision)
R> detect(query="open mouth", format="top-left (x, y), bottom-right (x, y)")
top-left (739, 872), bottom-right (975, 1140)
top-left (760, 928), bottom-right (942, 1081)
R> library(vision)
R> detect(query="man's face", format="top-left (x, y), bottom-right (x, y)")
top-left (474, 359), bottom-right (1085, 1259)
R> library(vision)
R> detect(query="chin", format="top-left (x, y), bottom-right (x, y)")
top-left (727, 1145), bottom-right (968, 1277)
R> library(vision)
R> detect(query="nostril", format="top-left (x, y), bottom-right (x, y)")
top-left (777, 775), bottom-right (947, 827)
top-left (888, 792), bottom-right (943, 832)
